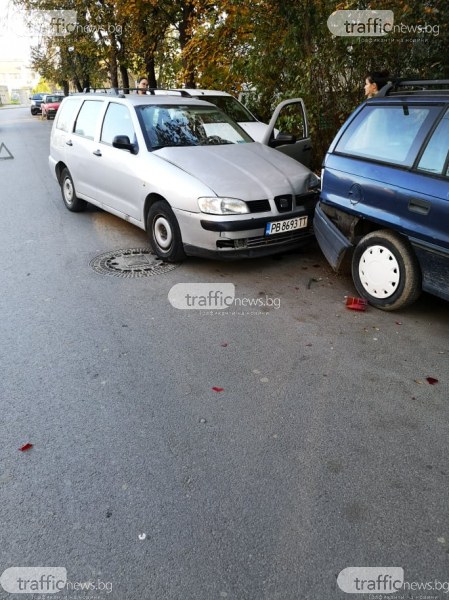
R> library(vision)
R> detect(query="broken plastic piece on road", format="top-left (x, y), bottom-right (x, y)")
top-left (426, 377), bottom-right (439, 385)
top-left (212, 387), bottom-right (224, 392)
top-left (345, 297), bottom-right (368, 311)
top-left (19, 443), bottom-right (33, 452)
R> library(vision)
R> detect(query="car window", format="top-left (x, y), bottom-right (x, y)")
top-left (101, 102), bottom-right (136, 146)
top-left (417, 108), bottom-right (449, 176)
top-left (56, 98), bottom-right (83, 133)
top-left (136, 104), bottom-right (253, 150)
top-left (74, 100), bottom-right (104, 140)
top-left (196, 95), bottom-right (257, 123)
top-left (335, 105), bottom-right (439, 167)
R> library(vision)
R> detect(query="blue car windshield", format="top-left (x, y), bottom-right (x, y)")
top-left (136, 104), bottom-right (253, 150)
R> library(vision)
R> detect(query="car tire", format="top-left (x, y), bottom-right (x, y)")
top-left (60, 167), bottom-right (87, 212)
top-left (147, 201), bottom-right (185, 262)
top-left (352, 229), bottom-right (421, 311)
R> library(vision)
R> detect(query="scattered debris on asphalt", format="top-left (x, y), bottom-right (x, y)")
top-left (426, 377), bottom-right (439, 385)
top-left (212, 387), bottom-right (224, 392)
top-left (345, 297), bottom-right (368, 311)
top-left (19, 443), bottom-right (33, 452)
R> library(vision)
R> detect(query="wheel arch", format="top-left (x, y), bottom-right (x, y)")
top-left (143, 193), bottom-right (169, 231)
top-left (55, 161), bottom-right (68, 184)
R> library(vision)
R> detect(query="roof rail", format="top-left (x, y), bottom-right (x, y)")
top-left (81, 87), bottom-right (192, 98)
top-left (376, 79), bottom-right (449, 97)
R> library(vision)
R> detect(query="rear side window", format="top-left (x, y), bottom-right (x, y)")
top-left (56, 98), bottom-right (83, 132)
top-left (417, 108), bottom-right (449, 176)
top-left (74, 100), bottom-right (104, 140)
top-left (335, 105), bottom-right (439, 167)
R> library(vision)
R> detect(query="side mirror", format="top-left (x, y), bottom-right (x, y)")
top-left (112, 135), bottom-right (137, 154)
top-left (269, 132), bottom-right (297, 148)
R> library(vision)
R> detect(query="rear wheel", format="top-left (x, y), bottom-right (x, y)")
top-left (60, 167), bottom-right (87, 212)
top-left (352, 230), bottom-right (421, 311)
top-left (147, 201), bottom-right (185, 262)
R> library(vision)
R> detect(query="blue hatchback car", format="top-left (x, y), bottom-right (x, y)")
top-left (314, 80), bottom-right (449, 310)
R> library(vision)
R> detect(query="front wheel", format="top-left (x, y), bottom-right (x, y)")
top-left (60, 167), bottom-right (87, 212)
top-left (352, 230), bottom-right (421, 311)
top-left (147, 201), bottom-right (185, 262)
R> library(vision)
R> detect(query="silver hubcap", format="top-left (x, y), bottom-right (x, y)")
top-left (154, 216), bottom-right (173, 250)
top-left (358, 244), bottom-right (400, 298)
top-left (63, 177), bottom-right (73, 205)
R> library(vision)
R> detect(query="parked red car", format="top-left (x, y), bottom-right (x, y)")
top-left (41, 94), bottom-right (64, 120)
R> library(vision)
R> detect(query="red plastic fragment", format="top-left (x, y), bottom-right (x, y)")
top-left (345, 297), bottom-right (368, 311)
top-left (19, 443), bottom-right (33, 452)
top-left (212, 387), bottom-right (224, 392)
top-left (426, 377), bottom-right (439, 385)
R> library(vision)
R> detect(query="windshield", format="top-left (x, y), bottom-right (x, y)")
top-left (136, 104), bottom-right (253, 150)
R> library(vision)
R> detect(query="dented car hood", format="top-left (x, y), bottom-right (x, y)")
top-left (154, 142), bottom-right (314, 200)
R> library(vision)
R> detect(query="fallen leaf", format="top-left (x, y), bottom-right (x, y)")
top-left (212, 387), bottom-right (224, 392)
top-left (427, 377), bottom-right (439, 385)
top-left (220, 343), bottom-right (228, 347)
top-left (415, 379), bottom-right (423, 384)
top-left (395, 321), bottom-right (402, 325)
top-left (19, 443), bottom-right (33, 452)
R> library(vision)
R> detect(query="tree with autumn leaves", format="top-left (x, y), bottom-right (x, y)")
top-left (17, 0), bottom-right (448, 166)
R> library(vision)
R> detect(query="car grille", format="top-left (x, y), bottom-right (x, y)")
top-left (274, 194), bottom-right (293, 212)
top-left (295, 191), bottom-right (319, 209)
top-left (245, 227), bottom-right (313, 248)
top-left (247, 199), bottom-right (270, 213)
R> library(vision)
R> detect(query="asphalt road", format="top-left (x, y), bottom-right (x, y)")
top-left (0, 107), bottom-right (448, 600)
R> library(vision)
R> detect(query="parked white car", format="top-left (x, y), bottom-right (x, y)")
top-left (176, 89), bottom-right (313, 168)
top-left (49, 91), bottom-right (319, 261)
top-left (175, 89), bottom-right (269, 142)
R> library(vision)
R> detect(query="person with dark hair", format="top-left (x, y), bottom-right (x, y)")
top-left (364, 70), bottom-right (390, 98)
top-left (137, 77), bottom-right (149, 95)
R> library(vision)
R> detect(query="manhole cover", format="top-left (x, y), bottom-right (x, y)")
top-left (89, 248), bottom-right (180, 277)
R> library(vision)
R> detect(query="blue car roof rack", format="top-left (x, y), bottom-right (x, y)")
top-left (377, 79), bottom-right (449, 97)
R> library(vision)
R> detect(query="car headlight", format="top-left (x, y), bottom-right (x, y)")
top-left (198, 197), bottom-right (250, 215)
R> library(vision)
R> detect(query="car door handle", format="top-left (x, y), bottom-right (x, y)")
top-left (408, 198), bottom-right (430, 215)
top-left (66, 140), bottom-right (73, 146)
top-left (93, 149), bottom-right (102, 156)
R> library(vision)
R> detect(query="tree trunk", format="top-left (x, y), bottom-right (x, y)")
top-left (178, 2), bottom-right (196, 88)
top-left (120, 65), bottom-right (129, 91)
top-left (109, 38), bottom-right (119, 88)
top-left (146, 56), bottom-right (157, 88)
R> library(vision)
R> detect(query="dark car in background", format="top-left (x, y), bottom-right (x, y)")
top-left (30, 93), bottom-right (45, 115)
top-left (314, 80), bottom-right (449, 311)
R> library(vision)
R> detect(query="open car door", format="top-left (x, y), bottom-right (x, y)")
top-left (261, 98), bottom-right (312, 168)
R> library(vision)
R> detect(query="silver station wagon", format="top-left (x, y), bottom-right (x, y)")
top-left (49, 90), bottom-right (319, 261)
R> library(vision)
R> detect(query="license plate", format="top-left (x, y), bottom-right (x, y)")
top-left (265, 216), bottom-right (308, 236)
